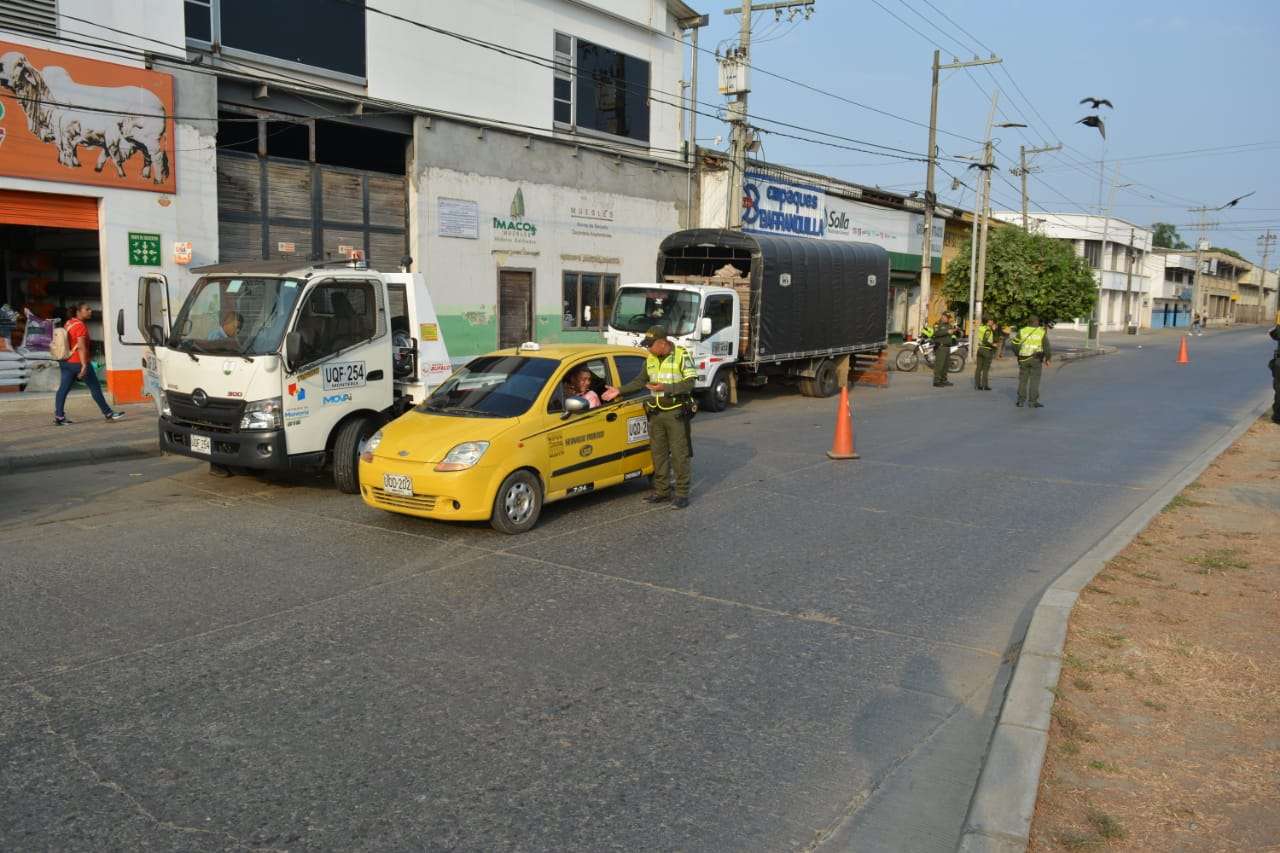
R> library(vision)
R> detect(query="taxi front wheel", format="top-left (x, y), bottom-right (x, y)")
top-left (490, 470), bottom-right (543, 534)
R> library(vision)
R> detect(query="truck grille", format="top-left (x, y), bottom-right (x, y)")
top-left (366, 487), bottom-right (438, 512)
top-left (167, 391), bottom-right (244, 433)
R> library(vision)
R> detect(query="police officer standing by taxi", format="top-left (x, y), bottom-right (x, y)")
top-left (1010, 315), bottom-right (1051, 407)
top-left (603, 326), bottom-right (697, 508)
top-left (974, 317), bottom-right (998, 391)
top-left (932, 311), bottom-right (956, 388)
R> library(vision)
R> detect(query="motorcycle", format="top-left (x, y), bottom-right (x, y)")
top-left (894, 337), bottom-right (968, 373)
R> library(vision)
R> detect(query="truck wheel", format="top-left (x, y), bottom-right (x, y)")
top-left (490, 469), bottom-right (543, 534)
top-left (333, 415), bottom-right (375, 494)
top-left (894, 348), bottom-right (919, 372)
top-left (812, 358), bottom-right (839, 397)
top-left (701, 369), bottom-right (731, 412)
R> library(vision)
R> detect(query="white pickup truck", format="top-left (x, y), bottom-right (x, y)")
top-left (118, 260), bottom-right (451, 492)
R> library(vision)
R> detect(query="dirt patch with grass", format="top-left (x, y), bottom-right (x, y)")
top-left (1030, 419), bottom-right (1280, 851)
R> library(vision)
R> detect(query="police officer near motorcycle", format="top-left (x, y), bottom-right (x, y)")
top-left (1010, 315), bottom-right (1051, 407)
top-left (1268, 322), bottom-right (1280, 424)
top-left (932, 312), bottom-right (956, 388)
top-left (974, 317), bottom-right (998, 390)
top-left (603, 325), bottom-right (698, 508)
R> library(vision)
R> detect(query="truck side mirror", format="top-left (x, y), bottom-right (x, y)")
top-left (149, 324), bottom-right (165, 346)
top-left (285, 332), bottom-right (301, 367)
top-left (700, 316), bottom-right (713, 338)
top-left (116, 308), bottom-right (126, 340)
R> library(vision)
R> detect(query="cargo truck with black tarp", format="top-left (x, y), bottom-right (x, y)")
top-left (605, 228), bottom-right (889, 410)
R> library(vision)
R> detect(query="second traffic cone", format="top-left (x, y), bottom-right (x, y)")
top-left (826, 386), bottom-right (859, 460)
top-left (1177, 335), bottom-right (1190, 364)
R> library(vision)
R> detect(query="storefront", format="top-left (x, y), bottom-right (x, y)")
top-left (0, 37), bottom-right (217, 402)
top-left (411, 116), bottom-right (686, 359)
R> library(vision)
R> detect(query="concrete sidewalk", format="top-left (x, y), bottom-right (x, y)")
top-left (0, 394), bottom-right (159, 474)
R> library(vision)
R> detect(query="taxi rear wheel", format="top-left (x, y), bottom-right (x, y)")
top-left (491, 470), bottom-right (543, 534)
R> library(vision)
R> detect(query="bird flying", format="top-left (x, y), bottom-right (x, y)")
top-left (1076, 115), bottom-right (1106, 139)
top-left (1079, 97), bottom-right (1113, 109)
top-left (1223, 191), bottom-right (1256, 208)
top-left (966, 162), bottom-right (997, 171)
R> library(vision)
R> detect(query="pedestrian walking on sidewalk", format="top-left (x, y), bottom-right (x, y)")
top-left (932, 312), bottom-right (956, 388)
top-left (1269, 323), bottom-right (1280, 424)
top-left (974, 318), bottom-right (998, 390)
top-left (54, 303), bottom-right (125, 426)
top-left (1011, 315), bottom-right (1051, 408)
top-left (1192, 312), bottom-right (1204, 336)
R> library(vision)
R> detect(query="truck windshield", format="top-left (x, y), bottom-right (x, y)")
top-left (169, 277), bottom-right (303, 357)
top-left (417, 356), bottom-right (557, 418)
top-left (611, 287), bottom-right (700, 336)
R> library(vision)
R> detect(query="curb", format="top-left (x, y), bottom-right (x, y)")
top-left (0, 439), bottom-right (162, 475)
top-left (956, 393), bottom-right (1273, 853)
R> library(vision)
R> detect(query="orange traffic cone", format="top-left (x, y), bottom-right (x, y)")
top-left (1176, 335), bottom-right (1190, 365)
top-left (826, 386), bottom-right (859, 460)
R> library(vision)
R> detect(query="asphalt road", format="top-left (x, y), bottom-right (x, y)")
top-left (1, 326), bottom-right (1273, 852)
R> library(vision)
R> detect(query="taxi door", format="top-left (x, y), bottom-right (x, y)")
top-left (541, 356), bottom-right (624, 499)
top-left (606, 352), bottom-right (653, 482)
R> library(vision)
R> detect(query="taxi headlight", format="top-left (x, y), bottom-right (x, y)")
top-left (435, 441), bottom-right (490, 472)
top-left (239, 396), bottom-right (283, 431)
top-left (360, 429), bottom-right (384, 463)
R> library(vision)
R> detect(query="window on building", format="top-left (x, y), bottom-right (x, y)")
top-left (552, 32), bottom-right (651, 144)
top-left (562, 272), bottom-right (618, 330)
top-left (186, 0), bottom-right (367, 79)
top-left (1083, 240), bottom-right (1102, 269)
top-left (1, 0), bottom-right (58, 37)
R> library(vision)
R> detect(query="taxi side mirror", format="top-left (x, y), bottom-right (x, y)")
top-left (561, 395), bottom-right (589, 419)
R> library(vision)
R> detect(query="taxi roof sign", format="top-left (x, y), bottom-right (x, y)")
top-left (519, 341), bottom-right (541, 351)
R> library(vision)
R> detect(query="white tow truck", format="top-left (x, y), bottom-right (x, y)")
top-left (118, 259), bottom-right (452, 492)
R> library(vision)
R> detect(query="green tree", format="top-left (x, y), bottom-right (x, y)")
top-left (943, 226), bottom-right (1098, 326)
top-left (1151, 222), bottom-right (1189, 249)
top-left (1208, 246), bottom-right (1244, 260)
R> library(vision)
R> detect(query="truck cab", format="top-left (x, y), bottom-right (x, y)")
top-left (120, 260), bottom-right (451, 492)
top-left (604, 282), bottom-right (740, 411)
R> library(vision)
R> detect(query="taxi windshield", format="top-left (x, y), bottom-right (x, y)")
top-left (417, 356), bottom-right (557, 418)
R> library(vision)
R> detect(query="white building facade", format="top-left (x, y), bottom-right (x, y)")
top-left (996, 213), bottom-right (1153, 332)
top-left (1, 0), bottom-right (704, 405)
top-left (1144, 249), bottom-right (1195, 329)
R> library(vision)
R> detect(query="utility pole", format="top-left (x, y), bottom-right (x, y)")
top-left (1188, 205), bottom-right (1216, 326)
top-left (1258, 230), bottom-right (1277, 322)
top-left (1123, 226), bottom-right (1135, 333)
top-left (916, 51), bottom-right (1000, 338)
top-left (968, 90), bottom-right (998, 355)
top-left (1012, 142), bottom-right (1061, 230)
top-left (721, 1), bottom-right (814, 229)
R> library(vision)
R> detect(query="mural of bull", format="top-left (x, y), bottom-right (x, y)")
top-left (0, 50), bottom-right (170, 184)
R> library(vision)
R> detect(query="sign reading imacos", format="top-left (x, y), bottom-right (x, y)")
top-left (741, 172), bottom-right (825, 238)
top-left (493, 187), bottom-right (537, 237)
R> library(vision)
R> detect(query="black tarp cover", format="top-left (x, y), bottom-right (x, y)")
top-left (657, 229), bottom-right (889, 363)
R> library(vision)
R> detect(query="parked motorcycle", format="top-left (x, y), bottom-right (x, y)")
top-left (894, 338), bottom-right (968, 373)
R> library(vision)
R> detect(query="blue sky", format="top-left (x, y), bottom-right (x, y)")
top-left (687, 0), bottom-right (1279, 260)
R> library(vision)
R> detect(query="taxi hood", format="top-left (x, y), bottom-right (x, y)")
top-left (374, 409), bottom-right (522, 464)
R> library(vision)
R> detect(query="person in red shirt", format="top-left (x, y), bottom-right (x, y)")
top-left (55, 302), bottom-right (124, 425)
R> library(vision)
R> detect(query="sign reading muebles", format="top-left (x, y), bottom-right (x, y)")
top-left (0, 39), bottom-right (176, 193)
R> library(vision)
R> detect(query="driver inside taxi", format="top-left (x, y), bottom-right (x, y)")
top-left (564, 365), bottom-right (601, 409)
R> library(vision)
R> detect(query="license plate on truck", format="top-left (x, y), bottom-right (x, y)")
top-left (190, 434), bottom-right (211, 455)
top-left (383, 473), bottom-right (413, 497)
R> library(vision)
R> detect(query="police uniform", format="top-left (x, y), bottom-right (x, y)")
top-left (1011, 322), bottom-right (1051, 407)
top-left (932, 318), bottom-right (955, 387)
top-left (1269, 324), bottom-right (1280, 424)
top-left (974, 324), bottom-right (997, 390)
top-left (615, 326), bottom-right (698, 507)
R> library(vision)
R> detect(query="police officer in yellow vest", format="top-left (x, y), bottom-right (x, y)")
top-left (1010, 315), bottom-right (1051, 408)
top-left (974, 317), bottom-right (998, 391)
top-left (603, 325), bottom-right (698, 508)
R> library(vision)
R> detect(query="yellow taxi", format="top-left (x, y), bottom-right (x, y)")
top-left (358, 343), bottom-right (655, 533)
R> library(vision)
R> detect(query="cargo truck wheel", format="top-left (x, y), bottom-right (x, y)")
top-left (701, 369), bottom-right (731, 412)
top-left (894, 348), bottom-right (920, 372)
top-left (491, 470), bottom-right (543, 534)
top-left (813, 358), bottom-right (839, 397)
top-left (333, 415), bottom-right (376, 494)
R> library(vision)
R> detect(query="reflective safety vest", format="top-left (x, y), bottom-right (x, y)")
top-left (645, 346), bottom-right (698, 410)
top-left (978, 325), bottom-right (996, 350)
top-left (921, 324), bottom-right (935, 339)
top-left (1017, 326), bottom-right (1046, 358)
